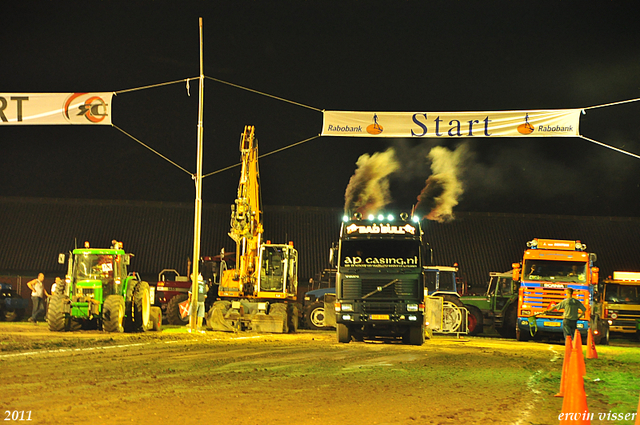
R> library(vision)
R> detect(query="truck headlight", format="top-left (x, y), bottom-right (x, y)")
top-left (342, 314), bottom-right (352, 321)
top-left (341, 303), bottom-right (353, 312)
top-left (408, 315), bottom-right (417, 321)
top-left (577, 323), bottom-right (584, 329)
top-left (521, 310), bottom-right (531, 316)
top-left (406, 304), bottom-right (419, 312)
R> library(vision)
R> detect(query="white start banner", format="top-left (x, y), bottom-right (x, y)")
top-left (0, 93), bottom-right (113, 125)
top-left (321, 109), bottom-right (582, 138)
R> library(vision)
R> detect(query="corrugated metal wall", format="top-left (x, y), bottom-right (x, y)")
top-left (425, 212), bottom-right (640, 288)
top-left (0, 197), bottom-right (342, 283)
top-left (2, 197), bottom-right (639, 289)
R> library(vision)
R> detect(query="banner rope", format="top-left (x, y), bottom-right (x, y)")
top-left (579, 135), bottom-right (640, 160)
top-left (202, 134), bottom-right (321, 178)
top-left (583, 97), bottom-right (640, 110)
top-left (112, 125), bottom-right (192, 175)
top-left (113, 78), bottom-right (197, 95)
top-left (204, 76), bottom-right (322, 112)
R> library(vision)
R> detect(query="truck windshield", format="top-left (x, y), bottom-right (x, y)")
top-left (523, 260), bottom-right (587, 283)
top-left (605, 284), bottom-right (639, 304)
top-left (340, 240), bottom-right (420, 268)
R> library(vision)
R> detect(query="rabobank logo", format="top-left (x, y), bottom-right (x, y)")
top-left (63, 93), bottom-right (109, 124)
top-left (367, 113), bottom-right (383, 135)
top-left (517, 113), bottom-right (534, 135)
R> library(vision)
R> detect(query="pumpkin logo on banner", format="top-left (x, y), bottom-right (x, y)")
top-left (63, 93), bottom-right (109, 124)
top-left (517, 113), bottom-right (535, 135)
top-left (366, 113), bottom-right (384, 135)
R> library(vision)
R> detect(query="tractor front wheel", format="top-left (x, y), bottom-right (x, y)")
top-left (47, 294), bottom-right (67, 332)
top-left (103, 295), bottom-right (125, 333)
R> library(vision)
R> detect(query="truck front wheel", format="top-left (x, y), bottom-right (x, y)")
top-left (337, 323), bottom-right (351, 343)
top-left (403, 325), bottom-right (425, 346)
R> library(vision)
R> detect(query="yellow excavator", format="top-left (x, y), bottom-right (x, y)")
top-left (205, 125), bottom-right (299, 333)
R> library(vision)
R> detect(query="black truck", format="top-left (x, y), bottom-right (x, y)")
top-left (332, 213), bottom-right (427, 345)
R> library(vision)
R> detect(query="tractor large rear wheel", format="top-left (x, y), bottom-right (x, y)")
top-left (497, 304), bottom-right (517, 339)
top-left (126, 281), bottom-right (151, 332)
top-left (103, 295), bottom-right (125, 333)
top-left (47, 294), bottom-right (67, 332)
top-left (465, 305), bottom-right (484, 336)
top-left (166, 294), bottom-right (189, 325)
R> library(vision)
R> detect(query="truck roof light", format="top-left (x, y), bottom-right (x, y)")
top-left (387, 214), bottom-right (394, 221)
top-left (412, 216), bottom-right (420, 223)
top-left (367, 214), bottom-right (375, 220)
top-left (342, 215), bottom-right (349, 222)
top-left (377, 214), bottom-right (384, 220)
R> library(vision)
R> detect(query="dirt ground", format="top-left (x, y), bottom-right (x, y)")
top-left (0, 322), bottom-right (638, 425)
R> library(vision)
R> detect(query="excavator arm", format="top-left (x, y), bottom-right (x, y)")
top-left (221, 125), bottom-right (263, 296)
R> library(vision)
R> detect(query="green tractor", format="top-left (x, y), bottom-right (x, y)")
top-left (47, 244), bottom-right (160, 332)
top-left (460, 271), bottom-right (519, 338)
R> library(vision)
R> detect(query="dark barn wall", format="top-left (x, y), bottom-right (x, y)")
top-left (2, 197), bottom-right (639, 293)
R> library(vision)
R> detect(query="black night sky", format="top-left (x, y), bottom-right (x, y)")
top-left (2, 1), bottom-right (640, 218)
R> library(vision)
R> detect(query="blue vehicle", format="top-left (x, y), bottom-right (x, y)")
top-left (303, 269), bottom-right (336, 330)
top-left (1, 282), bottom-right (28, 321)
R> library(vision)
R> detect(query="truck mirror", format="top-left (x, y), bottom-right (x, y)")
top-left (511, 264), bottom-right (520, 281)
top-left (591, 267), bottom-right (599, 285)
top-left (123, 255), bottom-right (130, 266)
top-left (589, 253), bottom-right (597, 264)
top-left (58, 253), bottom-right (66, 264)
top-left (329, 247), bottom-right (336, 267)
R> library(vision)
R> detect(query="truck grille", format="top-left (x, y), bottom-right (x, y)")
top-left (342, 279), bottom-right (418, 300)
top-left (362, 302), bottom-right (397, 314)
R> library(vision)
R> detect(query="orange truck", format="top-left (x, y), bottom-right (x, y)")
top-left (511, 238), bottom-right (606, 343)
top-left (596, 271), bottom-right (640, 339)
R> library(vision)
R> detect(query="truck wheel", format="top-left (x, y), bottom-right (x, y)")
top-left (125, 281), bottom-right (151, 332)
top-left (103, 295), bottom-right (125, 333)
top-left (166, 294), bottom-right (189, 325)
top-left (403, 325), bottom-right (425, 346)
top-left (465, 305), bottom-right (484, 336)
top-left (150, 306), bottom-right (162, 331)
top-left (304, 302), bottom-right (327, 330)
top-left (337, 323), bottom-right (351, 343)
top-left (515, 327), bottom-right (529, 342)
top-left (47, 294), bottom-right (67, 332)
top-left (594, 320), bottom-right (609, 345)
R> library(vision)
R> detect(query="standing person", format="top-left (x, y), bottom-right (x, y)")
top-left (187, 274), bottom-right (207, 333)
top-left (27, 273), bottom-right (49, 323)
top-left (544, 287), bottom-right (586, 341)
top-left (50, 277), bottom-right (64, 296)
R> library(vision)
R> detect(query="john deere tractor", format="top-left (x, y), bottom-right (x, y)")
top-left (47, 244), bottom-right (159, 332)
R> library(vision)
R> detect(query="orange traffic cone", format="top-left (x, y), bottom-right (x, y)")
top-left (560, 338), bottom-right (590, 424)
top-left (574, 330), bottom-right (587, 377)
top-left (555, 334), bottom-right (573, 397)
top-left (635, 392), bottom-right (640, 425)
top-left (586, 328), bottom-right (598, 359)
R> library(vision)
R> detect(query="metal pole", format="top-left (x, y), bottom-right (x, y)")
top-left (190, 17), bottom-right (205, 331)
